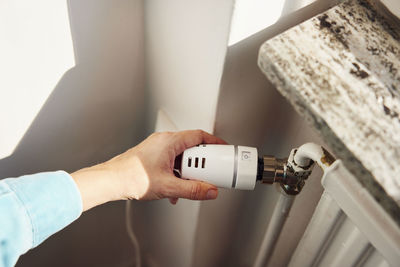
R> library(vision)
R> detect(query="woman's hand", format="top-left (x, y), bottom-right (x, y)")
top-left (71, 130), bottom-right (226, 211)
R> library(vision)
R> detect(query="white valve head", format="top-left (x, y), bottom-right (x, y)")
top-left (180, 144), bottom-right (258, 190)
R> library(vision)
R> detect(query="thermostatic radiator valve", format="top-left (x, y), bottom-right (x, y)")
top-left (175, 144), bottom-right (330, 195)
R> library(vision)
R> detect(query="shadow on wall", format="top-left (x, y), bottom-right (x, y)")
top-left (1, 1), bottom-right (146, 266)
top-left (193, 1), bottom-right (339, 266)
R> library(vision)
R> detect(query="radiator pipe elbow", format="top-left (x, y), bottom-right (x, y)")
top-left (292, 142), bottom-right (336, 172)
top-left (257, 143), bottom-right (335, 195)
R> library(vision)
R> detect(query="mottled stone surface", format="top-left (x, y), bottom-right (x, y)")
top-left (258, 0), bottom-right (400, 220)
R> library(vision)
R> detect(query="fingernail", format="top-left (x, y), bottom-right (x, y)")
top-left (206, 189), bottom-right (218, 199)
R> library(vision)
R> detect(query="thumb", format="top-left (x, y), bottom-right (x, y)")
top-left (163, 175), bottom-right (218, 200)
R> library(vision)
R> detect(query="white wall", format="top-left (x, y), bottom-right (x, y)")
top-left (381, 0), bottom-right (400, 19)
top-left (0, 1), bottom-right (146, 266)
top-left (138, 1), bottom-right (234, 266)
top-left (144, 0), bottom-right (234, 133)
top-left (228, 0), bottom-right (285, 45)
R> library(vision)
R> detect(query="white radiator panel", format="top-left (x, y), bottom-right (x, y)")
top-left (315, 207), bottom-right (372, 267)
top-left (289, 161), bottom-right (399, 267)
top-left (361, 247), bottom-right (389, 267)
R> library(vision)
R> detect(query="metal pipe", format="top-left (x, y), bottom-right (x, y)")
top-left (254, 143), bottom-right (336, 267)
top-left (253, 189), bottom-right (295, 267)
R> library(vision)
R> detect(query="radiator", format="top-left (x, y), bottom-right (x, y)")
top-left (288, 161), bottom-right (400, 267)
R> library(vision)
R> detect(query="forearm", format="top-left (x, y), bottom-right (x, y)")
top-left (71, 162), bottom-right (123, 211)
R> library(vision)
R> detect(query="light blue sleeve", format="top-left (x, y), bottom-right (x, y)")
top-left (0, 171), bottom-right (83, 267)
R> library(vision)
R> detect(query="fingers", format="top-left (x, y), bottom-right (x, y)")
top-left (169, 197), bottom-right (179, 205)
top-left (172, 130), bottom-right (227, 154)
top-left (162, 175), bottom-right (218, 201)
